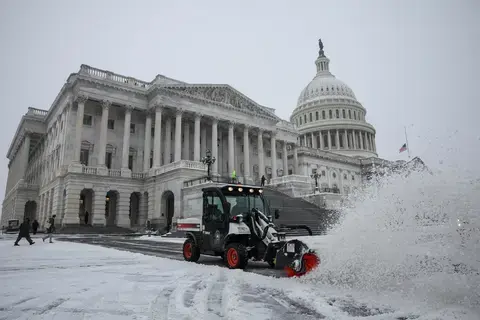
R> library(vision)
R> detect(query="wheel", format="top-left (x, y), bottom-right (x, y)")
top-left (183, 238), bottom-right (200, 262)
top-left (225, 243), bottom-right (248, 269)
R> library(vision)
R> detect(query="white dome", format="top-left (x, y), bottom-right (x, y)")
top-left (297, 75), bottom-right (357, 107)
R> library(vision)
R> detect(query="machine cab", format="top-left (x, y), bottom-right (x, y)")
top-left (201, 184), bottom-right (273, 252)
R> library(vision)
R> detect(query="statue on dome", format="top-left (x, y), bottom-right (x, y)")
top-left (318, 38), bottom-right (325, 56)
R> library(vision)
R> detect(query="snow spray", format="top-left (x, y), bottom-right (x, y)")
top-left (301, 166), bottom-right (480, 311)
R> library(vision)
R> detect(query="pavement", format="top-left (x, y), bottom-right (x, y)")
top-left (56, 235), bottom-right (288, 278)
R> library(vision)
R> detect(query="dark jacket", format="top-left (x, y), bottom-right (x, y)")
top-left (32, 220), bottom-right (39, 230)
top-left (19, 222), bottom-right (30, 236)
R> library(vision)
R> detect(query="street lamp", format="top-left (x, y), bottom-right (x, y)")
top-left (201, 149), bottom-right (216, 181)
top-left (310, 171), bottom-right (321, 193)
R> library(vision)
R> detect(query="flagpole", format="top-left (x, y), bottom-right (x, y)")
top-left (404, 126), bottom-right (411, 159)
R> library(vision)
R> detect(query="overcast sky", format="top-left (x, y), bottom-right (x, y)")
top-left (0, 0), bottom-right (478, 205)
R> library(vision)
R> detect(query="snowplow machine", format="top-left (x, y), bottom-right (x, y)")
top-left (177, 184), bottom-right (320, 277)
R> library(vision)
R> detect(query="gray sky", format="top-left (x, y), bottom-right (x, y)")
top-left (0, 0), bottom-right (479, 204)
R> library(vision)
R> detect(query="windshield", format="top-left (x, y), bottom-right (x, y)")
top-left (225, 194), bottom-right (269, 217)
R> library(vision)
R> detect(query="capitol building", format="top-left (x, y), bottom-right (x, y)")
top-left (1, 40), bottom-right (389, 230)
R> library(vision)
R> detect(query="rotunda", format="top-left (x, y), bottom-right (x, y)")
top-left (290, 40), bottom-right (377, 158)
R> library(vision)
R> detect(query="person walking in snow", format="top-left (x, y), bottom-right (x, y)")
top-left (231, 169), bottom-right (237, 183)
top-left (42, 215), bottom-right (56, 243)
top-left (32, 219), bottom-right (39, 235)
top-left (14, 218), bottom-right (35, 246)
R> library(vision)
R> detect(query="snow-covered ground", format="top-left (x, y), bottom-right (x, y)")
top-left (1, 236), bottom-right (478, 320)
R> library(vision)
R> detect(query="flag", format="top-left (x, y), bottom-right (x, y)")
top-left (399, 143), bottom-right (407, 153)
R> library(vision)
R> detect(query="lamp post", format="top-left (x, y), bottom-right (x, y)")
top-left (201, 149), bottom-right (216, 181)
top-left (311, 172), bottom-right (321, 193)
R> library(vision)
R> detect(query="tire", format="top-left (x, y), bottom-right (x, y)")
top-left (225, 243), bottom-right (248, 269)
top-left (183, 238), bottom-right (200, 262)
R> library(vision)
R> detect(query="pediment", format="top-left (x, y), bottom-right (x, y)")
top-left (164, 85), bottom-right (279, 120)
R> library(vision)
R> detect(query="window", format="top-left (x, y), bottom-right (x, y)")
top-left (309, 113), bottom-right (312, 122)
top-left (80, 149), bottom-right (89, 166)
top-left (336, 110), bottom-right (339, 118)
top-left (107, 119), bottom-right (115, 130)
top-left (304, 114), bottom-right (307, 123)
top-left (130, 123), bottom-right (135, 134)
top-left (321, 170), bottom-right (326, 176)
top-left (322, 110), bottom-right (326, 119)
top-left (266, 150), bottom-right (271, 157)
top-left (106, 152), bottom-right (112, 169)
top-left (83, 115), bottom-right (93, 126)
top-left (316, 111), bottom-right (319, 120)
top-left (329, 110), bottom-right (333, 119)
top-left (349, 110), bottom-right (352, 119)
top-left (288, 169), bottom-right (293, 175)
top-left (323, 135), bottom-right (328, 148)
top-left (299, 117), bottom-right (302, 125)
top-left (151, 127), bottom-right (155, 137)
top-left (205, 192), bottom-right (225, 221)
top-left (128, 155), bottom-right (134, 170)
top-left (150, 157), bottom-right (153, 168)
top-left (354, 111), bottom-right (357, 120)
top-left (342, 110), bottom-right (346, 118)
top-left (277, 152), bottom-right (282, 159)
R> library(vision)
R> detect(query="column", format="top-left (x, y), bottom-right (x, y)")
top-left (201, 125), bottom-right (207, 156)
top-left (327, 130), bottom-right (332, 149)
top-left (116, 192), bottom-right (131, 228)
top-left (183, 121), bottom-right (190, 160)
top-left (352, 130), bottom-right (357, 149)
top-left (312, 132), bottom-right (317, 149)
top-left (193, 113), bottom-right (201, 161)
top-left (138, 193), bottom-right (148, 227)
top-left (344, 129), bottom-right (348, 149)
top-left (73, 95), bottom-right (87, 162)
top-left (243, 125), bottom-right (250, 181)
top-left (271, 133), bottom-right (277, 179)
top-left (164, 117), bottom-right (172, 164)
top-left (211, 118), bottom-right (218, 175)
top-left (143, 111), bottom-right (152, 171)
top-left (336, 129), bottom-right (340, 150)
top-left (293, 144), bottom-right (299, 174)
top-left (282, 141), bottom-right (288, 175)
top-left (228, 121), bottom-right (235, 174)
top-left (372, 135), bottom-right (377, 152)
top-left (97, 100), bottom-right (111, 167)
top-left (319, 131), bottom-right (324, 150)
top-left (174, 109), bottom-right (183, 162)
top-left (257, 130), bottom-right (265, 178)
top-left (153, 105), bottom-right (162, 167)
top-left (22, 133), bottom-right (31, 174)
top-left (359, 131), bottom-right (364, 150)
top-left (121, 106), bottom-right (133, 170)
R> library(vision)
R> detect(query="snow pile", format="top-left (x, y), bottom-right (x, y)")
top-left (302, 167), bottom-right (480, 314)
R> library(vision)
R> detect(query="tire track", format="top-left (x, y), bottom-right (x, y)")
top-left (206, 271), bottom-right (228, 319)
top-left (149, 285), bottom-right (176, 320)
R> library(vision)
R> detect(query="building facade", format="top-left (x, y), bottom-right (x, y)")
top-left (1, 41), bottom-right (389, 230)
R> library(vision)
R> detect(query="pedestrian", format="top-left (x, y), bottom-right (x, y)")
top-left (32, 219), bottom-right (39, 235)
top-left (261, 175), bottom-right (266, 187)
top-left (84, 211), bottom-right (89, 225)
top-left (231, 169), bottom-right (237, 183)
top-left (14, 218), bottom-right (35, 246)
top-left (42, 215), bottom-right (56, 243)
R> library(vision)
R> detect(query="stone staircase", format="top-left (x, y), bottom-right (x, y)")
top-left (263, 187), bottom-right (340, 236)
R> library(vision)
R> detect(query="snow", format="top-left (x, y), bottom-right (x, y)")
top-left (1, 237), bottom-right (478, 320)
top-left (136, 235), bottom-right (186, 244)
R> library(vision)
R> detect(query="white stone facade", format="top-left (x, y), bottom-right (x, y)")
top-left (1, 42), bottom-right (390, 230)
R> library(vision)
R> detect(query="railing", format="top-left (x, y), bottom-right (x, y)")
top-left (183, 175), bottom-right (232, 188)
top-left (132, 172), bottom-right (146, 179)
top-left (79, 65), bottom-right (151, 90)
top-left (108, 169), bottom-right (121, 177)
top-left (26, 107), bottom-right (48, 117)
top-left (82, 166), bottom-right (97, 175)
top-left (270, 174), bottom-right (310, 185)
top-left (154, 160), bottom-right (206, 176)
